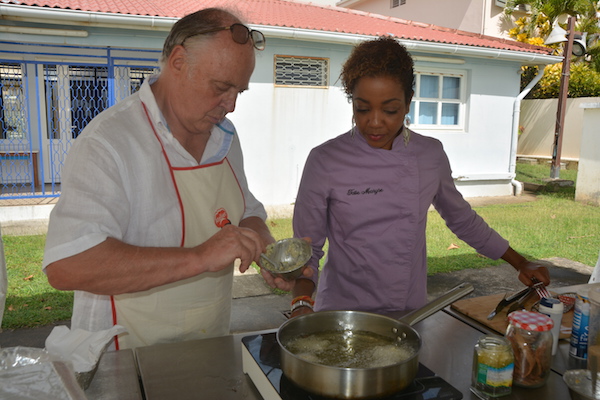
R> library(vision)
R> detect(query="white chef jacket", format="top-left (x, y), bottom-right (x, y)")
top-left (42, 75), bottom-right (266, 334)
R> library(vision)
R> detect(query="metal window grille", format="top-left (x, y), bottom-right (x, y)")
top-left (0, 64), bottom-right (27, 141)
top-left (391, 0), bottom-right (406, 8)
top-left (42, 64), bottom-right (156, 195)
top-left (0, 63), bottom-right (35, 193)
top-left (274, 56), bottom-right (329, 87)
top-left (0, 45), bottom-right (158, 199)
top-left (114, 67), bottom-right (156, 102)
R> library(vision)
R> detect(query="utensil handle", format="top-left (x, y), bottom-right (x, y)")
top-left (400, 282), bottom-right (474, 326)
top-left (504, 286), bottom-right (533, 303)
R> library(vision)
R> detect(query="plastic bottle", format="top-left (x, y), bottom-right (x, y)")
top-left (570, 286), bottom-right (592, 359)
top-left (538, 297), bottom-right (563, 355)
top-left (587, 285), bottom-right (600, 398)
top-left (471, 334), bottom-right (514, 399)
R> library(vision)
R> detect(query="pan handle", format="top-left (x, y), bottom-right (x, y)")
top-left (400, 282), bottom-right (474, 327)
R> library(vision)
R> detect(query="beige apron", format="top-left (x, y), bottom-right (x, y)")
top-left (112, 107), bottom-right (244, 349)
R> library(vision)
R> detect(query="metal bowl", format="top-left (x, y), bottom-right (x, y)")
top-left (563, 369), bottom-right (600, 400)
top-left (260, 238), bottom-right (312, 281)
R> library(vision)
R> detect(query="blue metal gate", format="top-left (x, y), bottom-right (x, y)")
top-left (0, 43), bottom-right (159, 199)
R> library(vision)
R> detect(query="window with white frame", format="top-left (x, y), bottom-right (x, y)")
top-left (407, 69), bottom-right (465, 129)
top-left (274, 55), bottom-right (329, 87)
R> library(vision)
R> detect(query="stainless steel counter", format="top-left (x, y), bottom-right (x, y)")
top-left (87, 284), bottom-right (594, 399)
top-left (132, 309), bottom-right (572, 400)
top-left (135, 334), bottom-right (264, 400)
top-left (85, 348), bottom-right (143, 400)
top-left (421, 310), bottom-right (571, 399)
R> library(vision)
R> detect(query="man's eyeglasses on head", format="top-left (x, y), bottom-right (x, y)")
top-left (183, 23), bottom-right (266, 51)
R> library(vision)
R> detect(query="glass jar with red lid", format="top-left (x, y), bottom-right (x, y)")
top-left (505, 310), bottom-right (553, 388)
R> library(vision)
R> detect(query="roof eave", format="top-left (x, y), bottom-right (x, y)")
top-left (260, 25), bottom-right (562, 65)
top-left (0, 4), bottom-right (176, 31)
top-left (0, 4), bottom-right (561, 65)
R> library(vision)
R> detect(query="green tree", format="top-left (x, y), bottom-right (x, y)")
top-left (505, 0), bottom-right (590, 31)
top-left (504, 0), bottom-right (600, 97)
top-left (523, 63), bottom-right (600, 99)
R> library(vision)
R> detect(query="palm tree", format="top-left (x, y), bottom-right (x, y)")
top-left (504, 0), bottom-right (600, 72)
top-left (505, 0), bottom-right (591, 35)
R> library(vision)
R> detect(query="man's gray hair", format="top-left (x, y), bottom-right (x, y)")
top-left (161, 8), bottom-right (240, 65)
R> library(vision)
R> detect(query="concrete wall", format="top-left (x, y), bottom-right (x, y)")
top-left (576, 104), bottom-right (600, 206)
top-left (518, 97), bottom-right (600, 163)
top-left (337, 0), bottom-right (517, 38)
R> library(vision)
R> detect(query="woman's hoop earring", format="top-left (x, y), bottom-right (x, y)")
top-left (403, 116), bottom-right (411, 147)
top-left (403, 127), bottom-right (411, 147)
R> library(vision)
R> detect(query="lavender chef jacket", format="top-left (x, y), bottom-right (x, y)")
top-left (293, 128), bottom-right (509, 314)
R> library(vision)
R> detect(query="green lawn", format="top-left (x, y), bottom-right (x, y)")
top-left (2, 163), bottom-right (599, 329)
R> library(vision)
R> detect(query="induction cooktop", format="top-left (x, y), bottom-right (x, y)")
top-left (241, 333), bottom-right (463, 400)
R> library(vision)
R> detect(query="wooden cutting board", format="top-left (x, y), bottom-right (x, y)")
top-left (451, 292), bottom-right (573, 339)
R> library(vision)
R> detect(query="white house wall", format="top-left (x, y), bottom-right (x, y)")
top-left (408, 56), bottom-right (522, 198)
top-left (233, 42), bottom-right (523, 206)
top-left (231, 83), bottom-right (352, 207)
top-left (229, 39), bottom-right (353, 207)
top-left (1, 24), bottom-right (527, 207)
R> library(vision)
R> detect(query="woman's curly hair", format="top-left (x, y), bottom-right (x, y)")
top-left (340, 36), bottom-right (414, 103)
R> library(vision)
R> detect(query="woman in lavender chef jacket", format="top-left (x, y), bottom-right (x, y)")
top-left (289, 37), bottom-right (550, 317)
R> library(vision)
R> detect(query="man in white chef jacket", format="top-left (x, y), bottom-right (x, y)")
top-left (42, 8), bottom-right (300, 349)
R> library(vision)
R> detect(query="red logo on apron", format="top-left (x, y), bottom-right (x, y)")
top-left (214, 208), bottom-right (231, 228)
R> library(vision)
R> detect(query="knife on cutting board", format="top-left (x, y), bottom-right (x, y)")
top-left (486, 287), bottom-right (532, 320)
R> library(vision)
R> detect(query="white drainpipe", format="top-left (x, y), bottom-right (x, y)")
top-left (510, 66), bottom-right (546, 196)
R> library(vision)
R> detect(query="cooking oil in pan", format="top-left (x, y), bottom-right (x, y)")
top-left (284, 330), bottom-right (416, 368)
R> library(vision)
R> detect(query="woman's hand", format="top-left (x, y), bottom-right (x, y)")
top-left (517, 261), bottom-right (551, 287)
top-left (501, 247), bottom-right (551, 287)
top-left (260, 266), bottom-right (313, 291)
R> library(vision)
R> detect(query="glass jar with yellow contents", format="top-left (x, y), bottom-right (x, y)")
top-left (471, 334), bottom-right (514, 399)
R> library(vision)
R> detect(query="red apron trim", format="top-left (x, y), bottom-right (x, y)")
top-left (111, 103), bottom-right (188, 347)
top-left (141, 102), bottom-right (186, 247)
top-left (110, 295), bottom-right (120, 351)
top-left (171, 159), bottom-right (224, 171)
top-left (224, 157), bottom-right (247, 213)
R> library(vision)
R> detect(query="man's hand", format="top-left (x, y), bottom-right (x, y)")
top-left (195, 224), bottom-right (264, 273)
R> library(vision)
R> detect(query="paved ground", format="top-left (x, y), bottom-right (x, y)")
top-left (0, 256), bottom-right (592, 349)
top-left (0, 192), bottom-right (595, 349)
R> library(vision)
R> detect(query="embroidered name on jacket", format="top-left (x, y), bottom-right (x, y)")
top-left (347, 188), bottom-right (384, 196)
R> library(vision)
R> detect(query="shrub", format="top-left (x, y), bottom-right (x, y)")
top-left (523, 62), bottom-right (600, 99)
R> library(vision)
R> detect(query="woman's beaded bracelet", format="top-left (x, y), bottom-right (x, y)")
top-left (291, 300), bottom-right (314, 313)
top-left (291, 295), bottom-right (314, 307)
